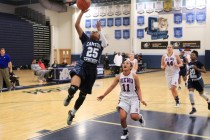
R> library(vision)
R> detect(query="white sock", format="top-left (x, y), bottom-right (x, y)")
top-left (123, 127), bottom-right (128, 130)
top-left (71, 108), bottom-right (77, 115)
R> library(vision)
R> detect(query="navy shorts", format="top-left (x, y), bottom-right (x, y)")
top-left (70, 61), bottom-right (97, 94)
top-left (187, 78), bottom-right (204, 92)
top-left (179, 68), bottom-right (187, 77)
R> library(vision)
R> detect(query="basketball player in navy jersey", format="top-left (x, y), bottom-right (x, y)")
top-left (161, 45), bottom-right (183, 107)
top-left (178, 50), bottom-right (189, 89)
top-left (187, 50), bottom-right (210, 115)
top-left (63, 10), bottom-right (108, 125)
top-left (97, 60), bottom-right (147, 140)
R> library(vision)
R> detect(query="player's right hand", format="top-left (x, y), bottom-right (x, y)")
top-left (97, 95), bottom-right (105, 101)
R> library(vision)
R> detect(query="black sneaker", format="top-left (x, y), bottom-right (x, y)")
top-left (67, 110), bottom-right (75, 125)
top-left (64, 95), bottom-right (72, 106)
top-left (208, 102), bottom-right (210, 110)
top-left (120, 129), bottom-right (129, 140)
top-left (139, 115), bottom-right (146, 127)
top-left (189, 107), bottom-right (196, 115)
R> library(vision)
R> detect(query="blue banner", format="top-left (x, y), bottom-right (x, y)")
top-left (137, 29), bottom-right (144, 39)
top-left (85, 31), bottom-right (91, 38)
top-left (186, 12), bottom-right (195, 24)
top-left (123, 17), bottom-right (130, 26)
top-left (137, 16), bottom-right (144, 26)
top-left (107, 18), bottom-right (114, 27)
top-left (196, 11), bottom-right (206, 23)
top-left (115, 17), bottom-right (122, 27)
top-left (92, 19), bottom-right (98, 28)
top-left (85, 19), bottom-right (91, 28)
top-left (100, 18), bottom-right (106, 27)
top-left (174, 13), bottom-right (182, 24)
top-left (115, 30), bottom-right (122, 39)
top-left (123, 29), bottom-right (130, 39)
top-left (174, 27), bottom-right (182, 38)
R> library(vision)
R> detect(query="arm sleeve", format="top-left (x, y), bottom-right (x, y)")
top-left (99, 31), bottom-right (108, 48)
top-left (80, 32), bottom-right (89, 44)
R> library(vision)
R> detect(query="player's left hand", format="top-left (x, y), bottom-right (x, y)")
top-left (96, 21), bottom-right (101, 31)
top-left (141, 100), bottom-right (147, 106)
top-left (97, 95), bottom-right (105, 101)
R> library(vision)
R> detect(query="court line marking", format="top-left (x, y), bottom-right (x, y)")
top-left (90, 119), bottom-right (210, 139)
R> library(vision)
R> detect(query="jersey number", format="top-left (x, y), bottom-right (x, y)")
top-left (86, 47), bottom-right (99, 58)
top-left (122, 84), bottom-right (130, 92)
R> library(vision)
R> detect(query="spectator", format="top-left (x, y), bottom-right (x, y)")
top-left (127, 53), bottom-right (138, 73)
top-left (103, 53), bottom-right (109, 70)
top-left (61, 59), bottom-right (68, 67)
top-left (137, 53), bottom-right (143, 71)
top-left (38, 59), bottom-right (46, 70)
top-left (31, 59), bottom-right (50, 82)
top-left (52, 60), bottom-right (58, 67)
top-left (114, 52), bottom-right (123, 75)
top-left (0, 48), bottom-right (12, 91)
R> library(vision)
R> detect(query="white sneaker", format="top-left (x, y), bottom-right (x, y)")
top-left (175, 103), bottom-right (180, 108)
top-left (121, 130), bottom-right (129, 140)
top-left (139, 115), bottom-right (146, 127)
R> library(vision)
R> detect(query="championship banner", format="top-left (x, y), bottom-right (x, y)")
top-left (107, 18), bottom-right (114, 27)
top-left (93, 6), bottom-right (99, 17)
top-left (100, 18), bottom-right (106, 27)
top-left (115, 5), bottom-right (122, 16)
top-left (145, 2), bottom-right (154, 13)
top-left (107, 5), bottom-right (114, 16)
top-left (137, 29), bottom-right (144, 39)
top-left (174, 0), bottom-right (182, 11)
top-left (136, 3), bottom-right (145, 14)
top-left (146, 17), bottom-right (169, 40)
top-left (141, 41), bottom-right (168, 49)
top-left (174, 27), bottom-right (182, 38)
top-left (196, 10), bottom-right (206, 23)
top-left (92, 19), bottom-right (98, 28)
top-left (85, 19), bottom-right (91, 28)
top-left (186, 12), bottom-right (195, 24)
top-left (123, 29), bottom-right (130, 39)
top-left (85, 31), bottom-right (91, 38)
top-left (115, 30), bottom-right (122, 40)
top-left (123, 4), bottom-right (130, 15)
top-left (115, 17), bottom-right (122, 27)
top-left (186, 0), bottom-right (195, 10)
top-left (155, 1), bottom-right (163, 13)
top-left (170, 41), bottom-right (200, 49)
top-left (99, 6), bottom-right (106, 17)
top-left (137, 16), bottom-right (144, 26)
top-left (196, 0), bottom-right (206, 9)
top-left (123, 17), bottom-right (130, 26)
top-left (174, 13), bottom-right (182, 24)
top-left (164, 0), bottom-right (172, 12)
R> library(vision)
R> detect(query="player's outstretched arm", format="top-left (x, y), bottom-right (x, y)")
top-left (97, 76), bottom-right (119, 101)
top-left (97, 21), bottom-right (108, 48)
top-left (75, 10), bottom-right (88, 37)
top-left (161, 55), bottom-right (166, 69)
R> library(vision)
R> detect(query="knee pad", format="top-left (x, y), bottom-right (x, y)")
top-left (68, 85), bottom-right (79, 97)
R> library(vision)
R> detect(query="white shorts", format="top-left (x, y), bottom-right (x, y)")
top-left (117, 97), bottom-right (140, 114)
top-left (166, 73), bottom-right (179, 89)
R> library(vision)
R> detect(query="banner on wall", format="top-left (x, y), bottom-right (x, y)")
top-left (174, 13), bottom-right (182, 24)
top-left (137, 16), bottom-right (144, 26)
top-left (92, 19), bottom-right (98, 28)
top-left (170, 41), bottom-right (200, 49)
top-left (196, 10), bottom-right (206, 23)
top-left (145, 2), bottom-right (154, 13)
top-left (123, 4), bottom-right (130, 15)
top-left (155, 1), bottom-right (163, 12)
top-left (107, 18), bottom-right (114, 27)
top-left (174, 27), bottom-right (182, 38)
top-left (115, 17), bottom-right (122, 26)
top-left (137, 29), bottom-right (144, 39)
top-left (85, 31), bottom-right (91, 38)
top-left (100, 18), bottom-right (106, 27)
top-left (100, 6), bottom-right (106, 17)
top-left (146, 17), bottom-right (169, 40)
top-left (164, 0), bottom-right (173, 12)
top-left (85, 19), bottom-right (91, 28)
top-left (115, 30), bottom-right (122, 39)
top-left (93, 6), bottom-right (99, 17)
top-left (174, 0), bottom-right (182, 11)
top-left (123, 29), bottom-right (130, 39)
top-left (123, 17), bottom-right (130, 26)
top-left (186, 12), bottom-right (195, 24)
top-left (115, 5), bottom-right (122, 16)
top-left (186, 0), bottom-right (195, 10)
top-left (136, 3), bottom-right (145, 14)
top-left (196, 0), bottom-right (206, 9)
top-left (141, 41), bottom-right (168, 49)
top-left (107, 5), bottom-right (114, 16)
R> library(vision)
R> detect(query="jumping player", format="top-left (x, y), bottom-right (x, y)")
top-left (187, 50), bottom-right (210, 115)
top-left (178, 49), bottom-right (188, 89)
top-left (97, 60), bottom-right (147, 140)
top-left (63, 10), bottom-right (108, 125)
top-left (161, 45), bottom-right (183, 107)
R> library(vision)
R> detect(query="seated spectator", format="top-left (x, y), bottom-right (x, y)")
top-left (61, 59), bottom-right (68, 67)
top-left (38, 59), bottom-right (46, 70)
top-left (52, 60), bottom-right (58, 67)
top-left (31, 59), bottom-right (50, 82)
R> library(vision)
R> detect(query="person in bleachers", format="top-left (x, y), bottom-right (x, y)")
top-left (61, 59), bottom-right (68, 67)
top-left (31, 59), bottom-right (50, 82)
top-left (52, 60), bottom-right (58, 67)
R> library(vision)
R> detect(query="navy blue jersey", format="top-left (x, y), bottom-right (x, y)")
top-left (179, 55), bottom-right (187, 69)
top-left (188, 61), bottom-right (204, 80)
top-left (80, 32), bottom-right (103, 65)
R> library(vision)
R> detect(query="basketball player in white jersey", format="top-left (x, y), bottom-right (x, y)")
top-left (127, 53), bottom-right (138, 73)
top-left (97, 60), bottom-right (147, 140)
top-left (161, 45), bottom-right (183, 107)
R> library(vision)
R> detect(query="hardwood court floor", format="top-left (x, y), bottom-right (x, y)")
top-left (0, 70), bottom-right (210, 140)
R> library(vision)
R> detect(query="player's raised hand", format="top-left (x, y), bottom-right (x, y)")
top-left (96, 20), bottom-right (101, 31)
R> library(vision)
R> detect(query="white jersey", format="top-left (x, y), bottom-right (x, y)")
top-left (119, 72), bottom-right (138, 99)
top-left (164, 52), bottom-right (180, 76)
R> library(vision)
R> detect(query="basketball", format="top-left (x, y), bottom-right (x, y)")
top-left (76, 0), bottom-right (92, 11)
